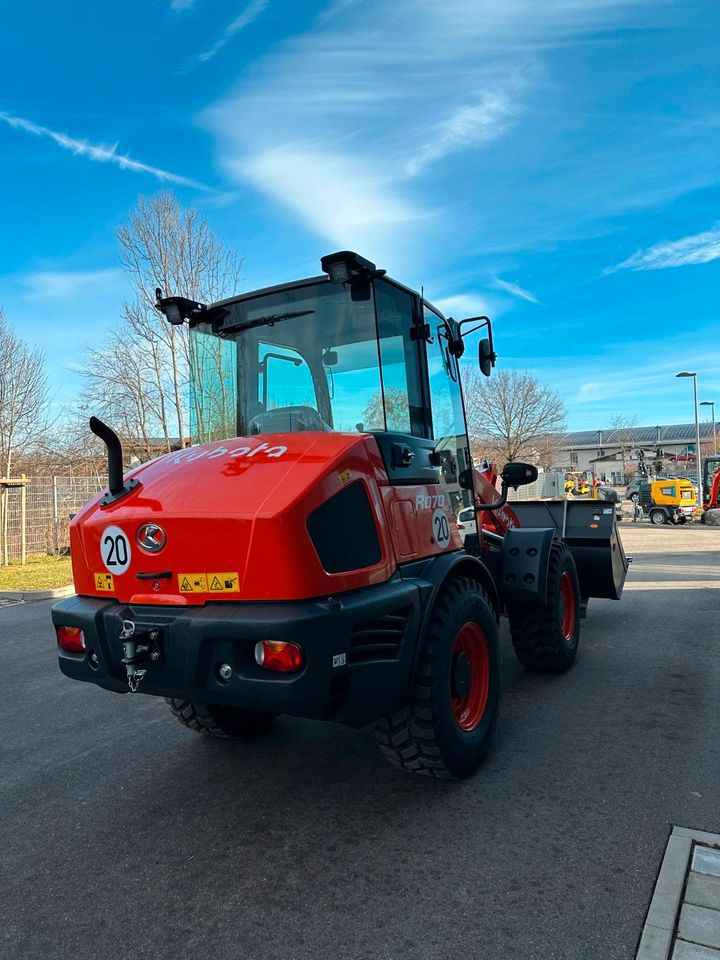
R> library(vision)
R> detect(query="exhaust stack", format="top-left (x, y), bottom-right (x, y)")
top-left (89, 417), bottom-right (141, 505)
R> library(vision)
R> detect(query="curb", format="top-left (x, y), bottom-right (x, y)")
top-left (637, 826), bottom-right (720, 959)
top-left (0, 584), bottom-right (74, 602)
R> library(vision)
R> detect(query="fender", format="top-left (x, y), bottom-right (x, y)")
top-left (499, 527), bottom-right (556, 608)
top-left (406, 551), bottom-right (501, 630)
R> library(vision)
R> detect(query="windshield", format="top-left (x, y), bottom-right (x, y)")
top-left (189, 279), bottom-right (421, 442)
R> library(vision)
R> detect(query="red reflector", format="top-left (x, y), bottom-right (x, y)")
top-left (254, 640), bottom-right (304, 673)
top-left (57, 626), bottom-right (86, 652)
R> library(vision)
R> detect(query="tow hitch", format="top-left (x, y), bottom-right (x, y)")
top-left (118, 620), bottom-right (162, 692)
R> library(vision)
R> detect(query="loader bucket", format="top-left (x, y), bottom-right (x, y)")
top-left (508, 500), bottom-right (628, 600)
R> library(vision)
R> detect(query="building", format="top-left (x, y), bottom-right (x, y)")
top-left (559, 422), bottom-right (717, 483)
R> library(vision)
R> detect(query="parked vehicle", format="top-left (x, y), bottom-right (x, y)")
top-left (51, 251), bottom-right (628, 780)
top-left (639, 478), bottom-right (696, 525)
top-left (456, 506), bottom-right (477, 543)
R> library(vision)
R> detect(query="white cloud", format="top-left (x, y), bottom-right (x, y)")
top-left (235, 146), bottom-right (423, 252)
top-left (21, 269), bottom-right (126, 302)
top-left (202, 0), bottom-right (662, 253)
top-left (191, 0), bottom-right (269, 65)
top-left (405, 93), bottom-right (517, 177)
top-left (492, 277), bottom-right (539, 304)
top-left (171, 0), bottom-right (197, 9)
top-left (605, 226), bottom-right (720, 273)
top-left (0, 111), bottom-right (209, 190)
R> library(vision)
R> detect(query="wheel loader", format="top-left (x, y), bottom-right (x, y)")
top-left (52, 251), bottom-right (628, 779)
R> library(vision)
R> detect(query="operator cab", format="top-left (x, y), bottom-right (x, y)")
top-left (163, 251), bottom-right (496, 520)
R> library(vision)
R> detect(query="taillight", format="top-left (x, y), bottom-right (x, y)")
top-left (57, 626), bottom-right (86, 652)
top-left (254, 640), bottom-right (304, 673)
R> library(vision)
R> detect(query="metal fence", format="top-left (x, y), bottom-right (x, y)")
top-left (0, 476), bottom-right (106, 564)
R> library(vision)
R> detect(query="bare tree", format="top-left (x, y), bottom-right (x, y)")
top-left (0, 308), bottom-right (50, 476)
top-left (463, 368), bottom-right (566, 467)
top-left (115, 191), bottom-right (243, 447)
top-left (606, 413), bottom-right (639, 480)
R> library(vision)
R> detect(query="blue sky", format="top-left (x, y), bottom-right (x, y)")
top-left (0, 0), bottom-right (718, 432)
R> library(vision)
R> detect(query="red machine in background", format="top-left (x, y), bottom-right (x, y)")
top-left (52, 251), bottom-right (627, 779)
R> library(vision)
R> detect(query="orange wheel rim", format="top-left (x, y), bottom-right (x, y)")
top-left (450, 621), bottom-right (490, 732)
top-left (559, 571), bottom-right (576, 641)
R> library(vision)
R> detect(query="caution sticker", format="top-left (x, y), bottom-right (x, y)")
top-left (178, 573), bottom-right (208, 593)
top-left (94, 572), bottom-right (115, 592)
top-left (339, 469), bottom-right (352, 485)
top-left (208, 572), bottom-right (240, 593)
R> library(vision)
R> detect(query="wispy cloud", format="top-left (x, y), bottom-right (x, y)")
top-left (605, 225), bottom-right (720, 274)
top-left (492, 277), bottom-right (539, 304)
top-left (0, 111), bottom-right (209, 190)
top-left (171, 0), bottom-right (197, 10)
top-left (203, 0), bottom-right (663, 257)
top-left (192, 0), bottom-right (268, 65)
top-left (21, 269), bottom-right (126, 302)
top-left (405, 93), bottom-right (517, 177)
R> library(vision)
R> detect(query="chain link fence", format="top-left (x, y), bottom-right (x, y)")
top-left (0, 476), bottom-right (106, 564)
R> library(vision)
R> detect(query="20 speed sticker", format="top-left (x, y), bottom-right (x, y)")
top-left (178, 573), bottom-right (208, 593)
top-left (94, 573), bottom-right (115, 592)
top-left (100, 525), bottom-right (131, 575)
top-left (208, 573), bottom-right (239, 593)
top-left (432, 508), bottom-right (451, 547)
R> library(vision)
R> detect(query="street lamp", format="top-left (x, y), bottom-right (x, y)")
top-left (700, 400), bottom-right (716, 455)
top-left (676, 372), bottom-right (702, 491)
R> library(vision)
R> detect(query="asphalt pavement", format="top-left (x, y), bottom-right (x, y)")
top-left (2, 524), bottom-right (720, 960)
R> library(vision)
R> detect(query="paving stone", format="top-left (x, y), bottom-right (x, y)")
top-left (686, 873), bottom-right (720, 912)
top-left (672, 940), bottom-right (720, 960)
top-left (678, 904), bottom-right (720, 950)
top-left (693, 848), bottom-right (720, 879)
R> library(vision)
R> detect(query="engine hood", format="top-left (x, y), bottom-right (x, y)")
top-left (70, 432), bottom-right (394, 604)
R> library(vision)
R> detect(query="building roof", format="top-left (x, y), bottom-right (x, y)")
top-left (561, 422), bottom-right (716, 448)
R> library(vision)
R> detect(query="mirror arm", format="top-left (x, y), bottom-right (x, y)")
top-left (478, 481), bottom-right (510, 512)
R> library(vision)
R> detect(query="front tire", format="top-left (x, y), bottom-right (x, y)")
top-left (508, 542), bottom-right (580, 673)
top-left (167, 699), bottom-right (277, 738)
top-left (375, 576), bottom-right (501, 780)
top-left (650, 509), bottom-right (666, 526)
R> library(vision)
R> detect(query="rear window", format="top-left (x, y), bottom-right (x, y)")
top-left (681, 489), bottom-right (693, 500)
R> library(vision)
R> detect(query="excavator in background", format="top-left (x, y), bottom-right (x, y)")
top-left (701, 456), bottom-right (720, 520)
top-left (51, 251), bottom-right (628, 780)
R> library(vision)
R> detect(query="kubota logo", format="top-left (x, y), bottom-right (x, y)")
top-left (137, 523), bottom-right (166, 553)
top-left (170, 442), bottom-right (288, 465)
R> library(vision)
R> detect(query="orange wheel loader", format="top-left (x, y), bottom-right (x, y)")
top-left (52, 252), bottom-right (628, 778)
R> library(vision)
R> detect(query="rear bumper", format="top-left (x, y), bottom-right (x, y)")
top-left (51, 578), bottom-right (422, 728)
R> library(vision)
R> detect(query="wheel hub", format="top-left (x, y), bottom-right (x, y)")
top-left (452, 651), bottom-right (471, 698)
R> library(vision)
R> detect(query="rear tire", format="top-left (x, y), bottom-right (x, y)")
top-left (508, 542), bottom-right (580, 673)
top-left (167, 699), bottom-right (277, 738)
top-left (374, 576), bottom-right (500, 780)
top-left (650, 510), bottom-right (666, 526)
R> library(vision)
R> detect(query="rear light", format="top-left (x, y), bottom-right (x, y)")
top-left (254, 640), bottom-right (304, 673)
top-left (57, 626), bottom-right (86, 652)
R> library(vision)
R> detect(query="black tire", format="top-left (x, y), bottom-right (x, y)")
top-left (650, 509), bottom-right (666, 526)
top-left (629, 492), bottom-right (639, 504)
top-left (374, 576), bottom-right (501, 780)
top-left (166, 699), bottom-right (277, 738)
top-left (508, 542), bottom-right (580, 673)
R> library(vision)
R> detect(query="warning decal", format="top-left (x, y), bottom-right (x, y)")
top-left (208, 572), bottom-right (240, 593)
top-left (178, 573), bottom-right (208, 593)
top-left (94, 572), bottom-right (114, 592)
top-left (339, 469), bottom-right (352, 485)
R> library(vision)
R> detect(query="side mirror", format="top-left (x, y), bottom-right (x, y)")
top-left (479, 338), bottom-right (496, 377)
top-left (458, 468), bottom-right (474, 490)
top-left (501, 462), bottom-right (538, 489)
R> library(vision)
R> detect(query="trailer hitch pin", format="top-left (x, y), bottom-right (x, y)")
top-left (119, 620), bottom-right (147, 693)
